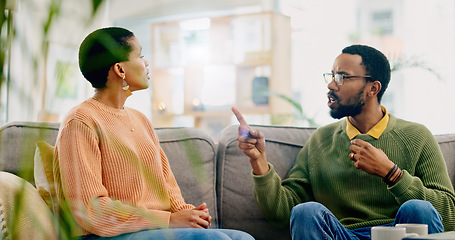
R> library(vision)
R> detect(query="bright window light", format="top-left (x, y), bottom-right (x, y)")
top-left (201, 65), bottom-right (235, 108)
top-left (179, 18), bottom-right (211, 31)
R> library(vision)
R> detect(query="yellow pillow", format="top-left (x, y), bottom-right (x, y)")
top-left (34, 141), bottom-right (57, 212)
top-left (0, 197), bottom-right (8, 239)
top-left (0, 171), bottom-right (58, 239)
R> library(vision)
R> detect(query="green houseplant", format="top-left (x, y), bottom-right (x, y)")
top-left (1, 1), bottom-right (104, 239)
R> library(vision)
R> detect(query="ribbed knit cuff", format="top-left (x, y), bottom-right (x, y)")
top-left (387, 170), bottom-right (413, 197)
top-left (252, 163), bottom-right (276, 186)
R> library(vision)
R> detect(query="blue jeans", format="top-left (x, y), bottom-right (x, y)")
top-left (290, 200), bottom-right (444, 240)
top-left (81, 228), bottom-right (254, 240)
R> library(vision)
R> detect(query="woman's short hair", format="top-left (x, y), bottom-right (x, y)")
top-left (342, 44), bottom-right (391, 103)
top-left (79, 27), bottom-right (134, 89)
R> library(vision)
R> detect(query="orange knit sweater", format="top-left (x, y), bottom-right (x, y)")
top-left (53, 98), bottom-right (194, 237)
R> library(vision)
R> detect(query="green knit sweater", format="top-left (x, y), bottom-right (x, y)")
top-left (253, 114), bottom-right (455, 231)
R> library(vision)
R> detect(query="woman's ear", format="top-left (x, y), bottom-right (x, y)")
top-left (112, 63), bottom-right (125, 79)
top-left (368, 81), bottom-right (382, 97)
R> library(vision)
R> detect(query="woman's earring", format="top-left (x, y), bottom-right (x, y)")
top-left (122, 75), bottom-right (132, 97)
top-left (122, 76), bottom-right (129, 91)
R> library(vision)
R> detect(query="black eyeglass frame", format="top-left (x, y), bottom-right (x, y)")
top-left (323, 73), bottom-right (372, 86)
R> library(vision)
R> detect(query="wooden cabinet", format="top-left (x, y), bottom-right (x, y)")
top-left (150, 12), bottom-right (292, 129)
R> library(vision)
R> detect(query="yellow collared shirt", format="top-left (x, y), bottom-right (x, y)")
top-left (346, 106), bottom-right (389, 140)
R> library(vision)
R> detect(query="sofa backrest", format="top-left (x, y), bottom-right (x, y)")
top-left (0, 121), bottom-right (218, 228)
top-left (0, 121), bottom-right (60, 180)
top-left (217, 124), bottom-right (317, 240)
top-left (154, 127), bottom-right (218, 228)
top-left (435, 134), bottom-right (455, 185)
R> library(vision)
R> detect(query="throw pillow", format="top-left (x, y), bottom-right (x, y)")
top-left (0, 171), bottom-right (57, 239)
top-left (34, 140), bottom-right (57, 212)
top-left (0, 198), bottom-right (8, 240)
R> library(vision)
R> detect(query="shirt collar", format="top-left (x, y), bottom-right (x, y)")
top-left (346, 106), bottom-right (389, 140)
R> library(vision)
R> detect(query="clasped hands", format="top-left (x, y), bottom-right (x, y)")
top-left (170, 203), bottom-right (212, 229)
top-left (232, 106), bottom-right (395, 179)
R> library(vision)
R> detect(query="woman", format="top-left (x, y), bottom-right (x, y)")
top-left (53, 27), bottom-right (254, 240)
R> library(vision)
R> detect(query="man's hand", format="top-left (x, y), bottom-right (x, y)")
top-left (169, 203), bottom-right (211, 229)
top-left (349, 139), bottom-right (395, 178)
top-left (231, 107), bottom-right (269, 175)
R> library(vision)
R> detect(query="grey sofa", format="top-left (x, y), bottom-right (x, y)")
top-left (0, 121), bottom-right (455, 240)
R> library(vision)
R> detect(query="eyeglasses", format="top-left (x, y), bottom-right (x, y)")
top-left (323, 73), bottom-right (372, 86)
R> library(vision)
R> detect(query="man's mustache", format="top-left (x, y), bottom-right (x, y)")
top-left (328, 91), bottom-right (339, 101)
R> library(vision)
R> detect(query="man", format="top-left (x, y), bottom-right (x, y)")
top-left (232, 44), bottom-right (455, 239)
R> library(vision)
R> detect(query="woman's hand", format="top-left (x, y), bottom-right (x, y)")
top-left (169, 203), bottom-right (212, 229)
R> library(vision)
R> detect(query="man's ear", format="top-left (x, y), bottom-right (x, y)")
top-left (368, 81), bottom-right (382, 97)
top-left (112, 63), bottom-right (125, 78)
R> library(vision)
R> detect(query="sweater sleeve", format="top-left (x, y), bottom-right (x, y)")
top-left (253, 146), bottom-right (315, 228)
top-left (389, 126), bottom-right (455, 231)
top-left (55, 119), bottom-right (172, 237)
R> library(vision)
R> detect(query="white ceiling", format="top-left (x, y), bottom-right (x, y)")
top-left (108, 0), bottom-right (267, 22)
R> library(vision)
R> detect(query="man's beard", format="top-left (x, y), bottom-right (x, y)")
top-left (330, 88), bottom-right (365, 119)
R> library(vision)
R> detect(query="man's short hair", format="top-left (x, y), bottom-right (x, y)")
top-left (342, 45), bottom-right (391, 103)
top-left (78, 27), bottom-right (134, 89)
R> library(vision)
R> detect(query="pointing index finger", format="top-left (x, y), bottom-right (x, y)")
top-left (231, 107), bottom-right (254, 138)
top-left (231, 107), bottom-right (249, 127)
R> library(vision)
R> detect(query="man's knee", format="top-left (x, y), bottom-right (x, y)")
top-left (291, 201), bottom-right (328, 222)
top-left (396, 200), bottom-right (444, 233)
top-left (290, 202), bottom-right (349, 239)
top-left (397, 200), bottom-right (439, 221)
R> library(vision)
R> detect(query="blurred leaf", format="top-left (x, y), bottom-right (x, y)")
top-left (92, 0), bottom-right (103, 15)
top-left (266, 90), bottom-right (318, 127)
top-left (390, 55), bottom-right (442, 81)
top-left (1, 0), bottom-right (108, 238)
top-left (43, 0), bottom-right (62, 36)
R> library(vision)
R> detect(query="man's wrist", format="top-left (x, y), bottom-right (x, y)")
top-left (250, 156), bottom-right (269, 175)
top-left (383, 164), bottom-right (403, 186)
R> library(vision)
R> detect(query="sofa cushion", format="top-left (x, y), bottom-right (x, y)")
top-left (217, 125), bottom-right (316, 240)
top-left (155, 127), bottom-right (218, 228)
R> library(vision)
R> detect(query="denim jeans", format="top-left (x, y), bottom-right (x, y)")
top-left (290, 200), bottom-right (444, 240)
top-left (80, 228), bottom-right (254, 240)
